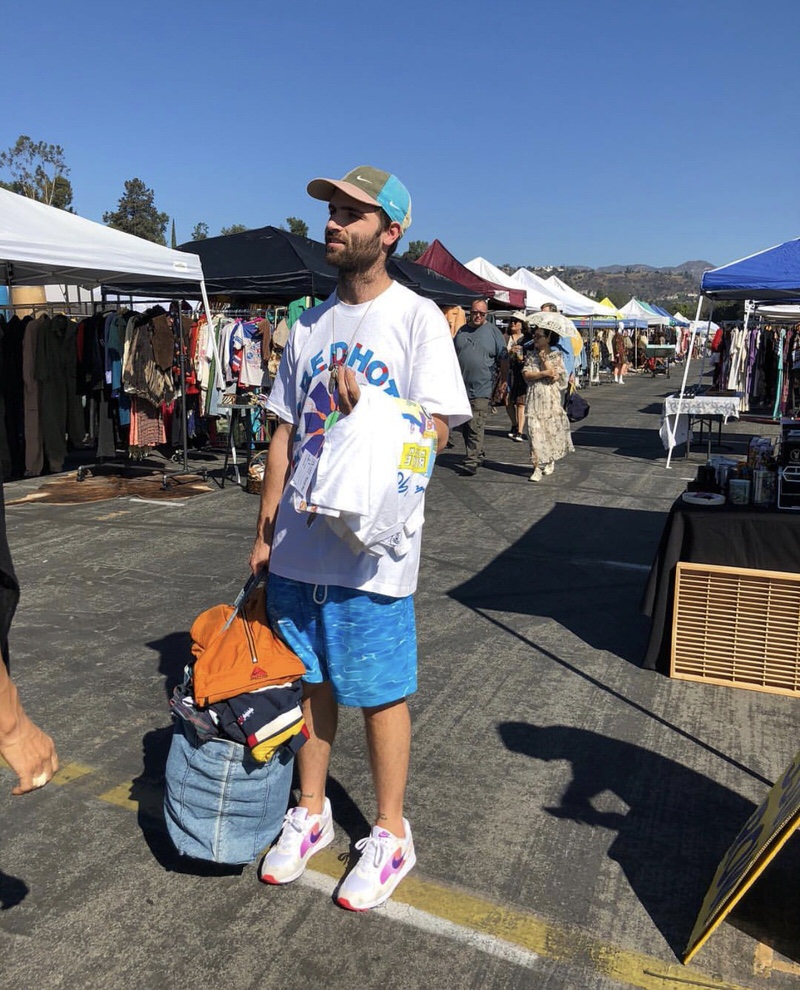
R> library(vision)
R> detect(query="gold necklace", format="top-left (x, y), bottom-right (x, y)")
top-left (328, 295), bottom-right (377, 394)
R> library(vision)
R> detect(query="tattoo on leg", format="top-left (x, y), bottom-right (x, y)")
top-left (301, 792), bottom-right (316, 799)
top-left (377, 813), bottom-right (388, 821)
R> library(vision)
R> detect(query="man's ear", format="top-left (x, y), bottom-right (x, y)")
top-left (383, 221), bottom-right (403, 251)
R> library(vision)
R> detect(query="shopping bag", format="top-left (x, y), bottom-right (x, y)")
top-left (164, 719), bottom-right (293, 864)
top-left (564, 389), bottom-right (590, 422)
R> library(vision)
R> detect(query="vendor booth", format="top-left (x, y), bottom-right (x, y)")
top-left (0, 188), bottom-right (213, 477)
top-left (643, 234), bottom-right (800, 691)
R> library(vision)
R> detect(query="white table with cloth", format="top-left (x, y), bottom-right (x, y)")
top-left (659, 392), bottom-right (740, 454)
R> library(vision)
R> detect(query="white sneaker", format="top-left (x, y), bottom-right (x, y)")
top-left (529, 467), bottom-right (543, 482)
top-left (335, 820), bottom-right (416, 911)
top-left (542, 462), bottom-right (554, 476)
top-left (259, 798), bottom-right (334, 884)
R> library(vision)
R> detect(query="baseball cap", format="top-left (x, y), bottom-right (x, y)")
top-left (307, 166), bottom-right (412, 234)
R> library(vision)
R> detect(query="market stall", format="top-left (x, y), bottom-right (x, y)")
top-left (643, 234), bottom-right (800, 686)
top-left (0, 187), bottom-right (213, 475)
top-left (665, 238), bottom-right (800, 467)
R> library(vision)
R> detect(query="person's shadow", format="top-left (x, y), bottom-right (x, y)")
top-left (498, 721), bottom-right (757, 957)
top-left (146, 631), bottom-right (192, 701)
top-left (0, 869), bottom-right (28, 910)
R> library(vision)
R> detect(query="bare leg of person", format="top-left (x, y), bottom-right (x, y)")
top-left (296, 681), bottom-right (338, 816)
top-left (363, 698), bottom-right (411, 838)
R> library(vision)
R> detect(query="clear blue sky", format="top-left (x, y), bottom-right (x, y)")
top-left (3, 0), bottom-right (798, 270)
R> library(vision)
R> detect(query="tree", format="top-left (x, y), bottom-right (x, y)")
top-left (220, 224), bottom-right (247, 236)
top-left (0, 134), bottom-right (73, 209)
top-left (402, 240), bottom-right (429, 262)
top-left (191, 222), bottom-right (209, 241)
top-left (103, 178), bottom-right (169, 244)
top-left (282, 217), bottom-right (308, 238)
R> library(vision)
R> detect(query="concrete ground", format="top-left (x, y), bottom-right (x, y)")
top-left (1, 368), bottom-right (798, 990)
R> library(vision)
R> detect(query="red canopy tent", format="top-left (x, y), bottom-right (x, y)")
top-left (416, 239), bottom-right (526, 310)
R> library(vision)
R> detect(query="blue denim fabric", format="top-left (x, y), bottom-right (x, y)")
top-left (164, 720), bottom-right (293, 865)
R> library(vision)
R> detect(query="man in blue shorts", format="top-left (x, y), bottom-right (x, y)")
top-left (249, 165), bottom-right (470, 910)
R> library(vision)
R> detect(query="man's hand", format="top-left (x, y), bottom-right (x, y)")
top-left (0, 707), bottom-right (58, 795)
top-left (337, 367), bottom-right (361, 415)
top-left (249, 533), bottom-right (271, 577)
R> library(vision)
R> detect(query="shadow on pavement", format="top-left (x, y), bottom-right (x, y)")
top-left (146, 631), bottom-right (192, 701)
top-left (0, 869), bottom-right (28, 909)
top-left (449, 502), bottom-right (665, 665)
top-left (572, 425), bottom-right (668, 461)
top-left (497, 721), bottom-right (756, 958)
top-left (729, 831), bottom-right (800, 965)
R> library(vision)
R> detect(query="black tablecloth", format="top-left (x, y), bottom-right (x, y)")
top-left (640, 499), bottom-right (800, 672)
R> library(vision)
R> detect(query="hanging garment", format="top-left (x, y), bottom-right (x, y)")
top-left (22, 315), bottom-right (45, 476)
top-left (35, 314), bottom-right (84, 472)
top-left (1, 315), bottom-right (26, 476)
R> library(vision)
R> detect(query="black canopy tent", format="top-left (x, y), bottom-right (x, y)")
top-left (107, 226), bottom-right (482, 307)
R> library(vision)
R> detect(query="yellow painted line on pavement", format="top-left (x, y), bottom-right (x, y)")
top-left (753, 941), bottom-right (800, 978)
top-left (0, 758), bottom-right (92, 785)
top-left (97, 782), bottom-right (139, 810)
top-left (50, 762), bottom-right (94, 785)
top-left (308, 848), bottom-right (753, 990)
top-left (2, 763), bottom-right (755, 990)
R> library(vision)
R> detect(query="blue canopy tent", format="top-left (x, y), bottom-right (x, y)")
top-left (666, 235), bottom-right (800, 467)
top-left (701, 237), bottom-right (800, 301)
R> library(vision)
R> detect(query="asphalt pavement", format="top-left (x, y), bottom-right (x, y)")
top-left (2, 368), bottom-right (799, 990)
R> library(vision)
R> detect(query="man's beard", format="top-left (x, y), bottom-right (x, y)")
top-left (326, 228), bottom-right (383, 275)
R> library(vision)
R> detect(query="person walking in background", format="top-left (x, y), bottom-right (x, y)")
top-left (505, 312), bottom-right (528, 442)
top-left (454, 300), bottom-right (507, 475)
top-left (613, 327), bottom-right (627, 384)
top-left (523, 326), bottom-right (573, 482)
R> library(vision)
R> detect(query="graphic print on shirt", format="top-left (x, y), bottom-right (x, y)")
top-left (298, 339), bottom-right (400, 407)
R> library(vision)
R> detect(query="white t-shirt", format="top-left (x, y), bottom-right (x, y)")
top-left (266, 280), bottom-right (471, 597)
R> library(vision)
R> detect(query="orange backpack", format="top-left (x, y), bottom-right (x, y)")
top-left (190, 585), bottom-right (306, 707)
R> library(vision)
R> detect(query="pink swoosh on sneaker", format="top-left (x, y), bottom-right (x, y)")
top-left (379, 848), bottom-right (406, 885)
top-left (300, 824), bottom-right (322, 857)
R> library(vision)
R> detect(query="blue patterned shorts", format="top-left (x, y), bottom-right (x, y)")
top-left (266, 573), bottom-right (417, 708)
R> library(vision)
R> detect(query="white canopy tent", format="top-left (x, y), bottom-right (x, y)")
top-left (466, 257), bottom-right (590, 314)
top-left (0, 188), bottom-right (208, 291)
top-left (465, 256), bottom-right (523, 290)
top-left (510, 267), bottom-right (564, 310)
top-left (0, 187), bottom-right (218, 473)
top-left (620, 297), bottom-right (670, 326)
top-left (544, 274), bottom-right (613, 317)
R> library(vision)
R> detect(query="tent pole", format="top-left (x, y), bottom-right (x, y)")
top-left (665, 295), bottom-right (705, 469)
top-left (171, 300), bottom-right (190, 474)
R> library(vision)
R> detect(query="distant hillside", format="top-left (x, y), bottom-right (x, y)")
top-left (521, 260), bottom-right (715, 310)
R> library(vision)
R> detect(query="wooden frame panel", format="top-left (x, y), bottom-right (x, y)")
top-left (671, 561), bottom-right (800, 696)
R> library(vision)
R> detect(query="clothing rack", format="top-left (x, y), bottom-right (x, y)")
top-left (0, 301), bottom-right (96, 317)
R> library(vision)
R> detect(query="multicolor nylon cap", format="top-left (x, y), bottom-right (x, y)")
top-left (307, 165), bottom-right (412, 235)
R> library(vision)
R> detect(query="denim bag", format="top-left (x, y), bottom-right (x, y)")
top-left (164, 719), bottom-right (293, 865)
